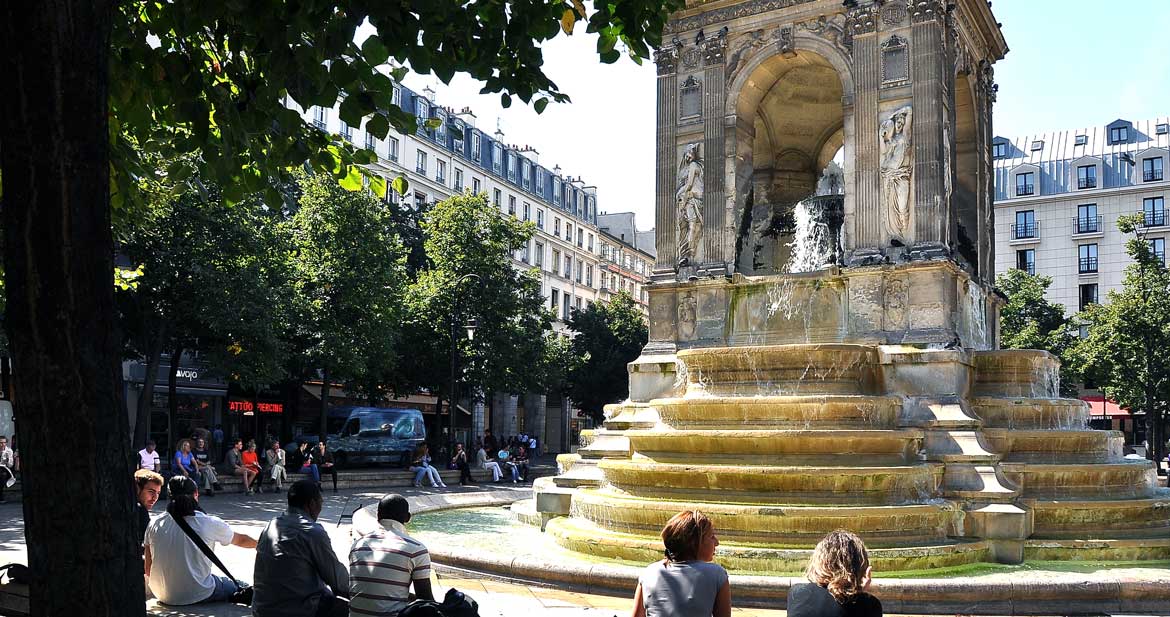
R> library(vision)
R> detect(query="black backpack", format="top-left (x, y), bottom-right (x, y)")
top-left (399, 588), bottom-right (479, 617)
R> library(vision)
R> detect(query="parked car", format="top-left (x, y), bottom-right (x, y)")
top-left (323, 407), bottom-right (426, 468)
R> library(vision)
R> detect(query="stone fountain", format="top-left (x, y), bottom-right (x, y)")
top-left (530, 0), bottom-right (1170, 576)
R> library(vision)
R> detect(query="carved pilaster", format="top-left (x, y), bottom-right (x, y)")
top-left (909, 1), bottom-right (948, 257)
top-left (909, 0), bottom-right (947, 24)
top-left (654, 53), bottom-right (680, 276)
top-left (702, 32), bottom-right (729, 273)
top-left (702, 28), bottom-right (728, 66)
top-left (846, 6), bottom-right (878, 36)
top-left (853, 29), bottom-right (882, 249)
top-left (655, 46), bottom-right (679, 76)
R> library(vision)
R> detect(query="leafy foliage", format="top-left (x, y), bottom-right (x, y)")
top-left (1073, 214), bottom-right (1170, 469)
top-left (995, 268), bottom-right (1081, 396)
top-left (565, 292), bottom-right (648, 421)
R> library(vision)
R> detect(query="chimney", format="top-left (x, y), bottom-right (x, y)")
top-left (455, 107), bottom-right (477, 128)
top-left (423, 85), bottom-right (436, 103)
top-left (494, 118), bottom-right (505, 141)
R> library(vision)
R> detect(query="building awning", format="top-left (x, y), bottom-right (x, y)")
top-left (1080, 395), bottom-right (1130, 418)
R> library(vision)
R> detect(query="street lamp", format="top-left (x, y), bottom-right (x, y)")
top-left (445, 273), bottom-right (479, 448)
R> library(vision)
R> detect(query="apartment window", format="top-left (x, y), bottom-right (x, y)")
top-left (992, 142), bottom-right (1007, 158)
top-left (415, 97), bottom-right (428, 120)
top-left (553, 178), bottom-right (562, 204)
top-left (492, 144), bottom-right (503, 174)
top-left (1109, 126), bottom-right (1129, 143)
top-left (1158, 123), bottom-right (1170, 136)
top-left (522, 163), bottom-right (531, 188)
top-left (554, 218), bottom-right (561, 236)
top-left (537, 209), bottom-right (545, 230)
top-left (550, 288), bottom-right (559, 312)
top-left (1015, 249), bottom-right (1035, 276)
top-left (1074, 135), bottom-right (1088, 146)
top-left (536, 170), bottom-right (545, 193)
top-left (563, 255), bottom-right (571, 278)
top-left (384, 187), bottom-right (399, 205)
top-left (563, 294), bottom-right (571, 320)
top-left (565, 223), bottom-right (573, 242)
top-left (1012, 210), bottom-right (1037, 239)
top-left (471, 134), bottom-right (481, 161)
top-left (493, 189), bottom-right (502, 207)
top-left (1079, 283), bottom-right (1098, 311)
top-left (575, 296), bottom-right (583, 311)
top-left (340, 120), bottom-right (353, 142)
top-left (586, 264), bottom-right (593, 287)
top-left (365, 132), bottom-right (377, 152)
top-left (588, 233), bottom-right (594, 252)
top-left (508, 195), bottom-right (516, 216)
top-left (577, 228), bottom-right (584, 248)
top-left (436, 160), bottom-right (446, 183)
top-left (1144, 197), bottom-right (1165, 227)
top-left (414, 191), bottom-right (427, 209)
top-left (520, 243), bottom-right (529, 264)
top-left (388, 137), bottom-right (399, 162)
top-left (472, 177), bottom-right (481, 194)
top-left (535, 242), bottom-right (544, 267)
top-left (391, 86), bottom-right (401, 108)
top-left (454, 168), bottom-right (464, 191)
top-left (453, 123), bottom-right (464, 151)
top-left (312, 106), bottom-right (327, 130)
top-left (1150, 237), bottom-right (1166, 263)
top-left (1143, 157), bottom-right (1164, 182)
top-left (507, 154), bottom-right (516, 182)
top-left (1076, 204), bottom-right (1099, 234)
top-left (523, 202), bottom-right (530, 221)
top-left (1015, 172), bottom-right (1035, 196)
top-left (1077, 165), bottom-right (1096, 189)
top-left (1030, 140), bottom-right (1043, 152)
top-left (576, 261), bottom-right (583, 283)
top-left (551, 249), bottom-right (560, 274)
top-left (415, 150), bottom-right (427, 174)
top-left (1078, 244), bottom-right (1098, 274)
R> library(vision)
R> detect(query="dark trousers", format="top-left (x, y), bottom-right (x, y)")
top-left (0, 468), bottom-right (10, 500)
top-left (320, 465), bottom-right (338, 490)
top-left (457, 460), bottom-right (474, 484)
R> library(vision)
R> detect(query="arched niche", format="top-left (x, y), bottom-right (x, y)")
top-left (953, 72), bottom-right (980, 274)
top-left (728, 43), bottom-right (850, 275)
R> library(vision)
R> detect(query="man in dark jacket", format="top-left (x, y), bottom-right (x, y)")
top-left (252, 480), bottom-right (349, 617)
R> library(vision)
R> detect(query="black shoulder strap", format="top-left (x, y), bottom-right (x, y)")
top-left (171, 513), bottom-right (239, 584)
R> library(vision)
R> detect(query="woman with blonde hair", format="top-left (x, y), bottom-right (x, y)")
top-left (631, 510), bottom-right (730, 617)
top-left (788, 530), bottom-right (882, 617)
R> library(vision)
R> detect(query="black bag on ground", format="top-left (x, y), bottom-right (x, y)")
top-left (0, 564), bottom-right (30, 585)
top-left (171, 513), bottom-right (253, 606)
top-left (399, 599), bottom-right (444, 617)
top-left (439, 588), bottom-right (480, 617)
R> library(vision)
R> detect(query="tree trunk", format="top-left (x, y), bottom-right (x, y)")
top-left (133, 330), bottom-right (166, 449)
top-left (319, 367), bottom-right (330, 444)
top-left (0, 2), bottom-right (145, 616)
top-left (167, 346), bottom-right (183, 452)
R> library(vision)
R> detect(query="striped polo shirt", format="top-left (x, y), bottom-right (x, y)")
top-left (349, 518), bottom-right (431, 616)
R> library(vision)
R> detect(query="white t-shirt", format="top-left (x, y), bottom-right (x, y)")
top-left (138, 448), bottom-right (160, 470)
top-left (145, 511), bottom-right (235, 605)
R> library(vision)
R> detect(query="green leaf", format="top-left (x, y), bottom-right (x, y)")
top-left (534, 97), bottom-right (549, 114)
top-left (369, 175), bottom-right (388, 199)
top-left (338, 164), bottom-right (364, 191)
top-left (361, 35), bottom-right (390, 66)
top-left (423, 117), bottom-right (442, 130)
top-left (391, 175), bottom-right (409, 196)
top-left (365, 114), bottom-right (390, 139)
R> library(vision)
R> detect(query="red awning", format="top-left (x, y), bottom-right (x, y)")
top-left (1080, 395), bottom-right (1130, 417)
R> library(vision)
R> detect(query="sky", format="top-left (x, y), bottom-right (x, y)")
top-left (383, 1), bottom-right (1170, 230)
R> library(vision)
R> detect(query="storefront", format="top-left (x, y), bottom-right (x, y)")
top-left (1082, 395), bottom-right (1143, 449)
top-left (126, 360), bottom-right (228, 459)
top-left (226, 397), bottom-right (285, 448)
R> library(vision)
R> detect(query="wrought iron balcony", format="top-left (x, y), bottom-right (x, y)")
top-left (1016, 183), bottom-right (1036, 196)
top-left (1011, 221), bottom-right (1039, 240)
top-left (1144, 170), bottom-right (1164, 182)
top-left (1141, 209), bottom-right (1167, 227)
top-left (1078, 177), bottom-right (1097, 189)
top-left (1073, 215), bottom-right (1102, 234)
top-left (1079, 257), bottom-right (1098, 274)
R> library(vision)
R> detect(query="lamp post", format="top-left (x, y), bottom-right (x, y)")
top-left (445, 273), bottom-right (479, 448)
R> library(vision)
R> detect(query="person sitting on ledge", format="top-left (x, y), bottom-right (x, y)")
top-left (631, 510), bottom-right (730, 617)
top-left (787, 529), bottom-right (882, 617)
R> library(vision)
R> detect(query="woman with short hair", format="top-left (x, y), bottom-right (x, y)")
top-left (787, 530), bottom-right (882, 617)
top-left (631, 510), bottom-right (730, 617)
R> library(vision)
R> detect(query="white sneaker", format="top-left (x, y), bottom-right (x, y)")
top-left (438, 483), bottom-right (448, 488)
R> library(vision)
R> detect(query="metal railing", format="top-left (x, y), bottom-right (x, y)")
top-left (1016, 183), bottom-right (1035, 196)
top-left (1145, 170), bottom-right (1164, 182)
top-left (1141, 209), bottom-right (1167, 227)
top-left (1077, 177), bottom-right (1097, 189)
top-left (1079, 257), bottom-right (1098, 274)
top-left (1011, 221), bottom-right (1039, 239)
top-left (1073, 215), bottom-right (1102, 234)
top-left (1016, 263), bottom-right (1035, 276)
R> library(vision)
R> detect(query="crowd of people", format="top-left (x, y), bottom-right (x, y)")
top-left (136, 435), bottom-right (341, 496)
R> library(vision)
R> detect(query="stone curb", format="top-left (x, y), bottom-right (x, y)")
top-left (385, 494), bottom-right (1170, 615)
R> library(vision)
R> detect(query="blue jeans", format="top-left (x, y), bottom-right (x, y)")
top-left (201, 575), bottom-right (238, 604)
top-left (507, 463), bottom-right (520, 482)
top-left (412, 464), bottom-right (441, 486)
top-left (299, 464), bottom-right (320, 483)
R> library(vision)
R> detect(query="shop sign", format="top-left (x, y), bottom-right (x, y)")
top-left (228, 400), bottom-right (284, 414)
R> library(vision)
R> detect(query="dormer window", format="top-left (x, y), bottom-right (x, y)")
top-left (1015, 171), bottom-right (1035, 196)
top-left (1109, 125), bottom-right (1129, 143)
top-left (1158, 123), bottom-right (1170, 136)
top-left (1077, 165), bottom-right (1097, 189)
top-left (1144, 157), bottom-right (1164, 182)
top-left (1075, 135), bottom-right (1088, 146)
top-left (992, 142), bottom-right (1007, 158)
top-left (1030, 140), bottom-right (1044, 152)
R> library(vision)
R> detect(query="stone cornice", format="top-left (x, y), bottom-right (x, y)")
top-left (665, 0), bottom-right (819, 34)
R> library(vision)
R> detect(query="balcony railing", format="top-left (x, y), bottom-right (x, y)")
top-left (1073, 215), bottom-right (1102, 234)
top-left (1079, 257), bottom-right (1098, 274)
top-left (1141, 209), bottom-right (1167, 227)
top-left (1145, 170), bottom-right (1164, 182)
top-left (1016, 264), bottom-right (1035, 276)
top-left (1011, 221), bottom-right (1039, 240)
top-left (1077, 177), bottom-right (1097, 189)
top-left (1016, 183), bottom-right (1035, 196)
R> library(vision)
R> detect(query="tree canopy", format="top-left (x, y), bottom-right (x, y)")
top-left (995, 268), bottom-right (1081, 397)
top-left (565, 292), bottom-right (648, 421)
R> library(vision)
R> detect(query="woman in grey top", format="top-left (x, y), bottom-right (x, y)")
top-left (631, 510), bottom-right (731, 617)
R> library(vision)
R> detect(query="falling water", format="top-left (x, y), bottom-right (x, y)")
top-left (787, 197), bottom-right (838, 274)
top-left (965, 283), bottom-right (988, 350)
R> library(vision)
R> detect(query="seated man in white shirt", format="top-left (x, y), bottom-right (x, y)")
top-left (144, 476), bottom-right (257, 605)
top-left (138, 440), bottom-right (161, 472)
top-left (349, 494), bottom-right (433, 616)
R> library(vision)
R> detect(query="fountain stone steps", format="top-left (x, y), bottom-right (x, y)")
top-left (1023, 536), bottom-right (1170, 562)
top-left (970, 397), bottom-right (1090, 430)
top-left (625, 428), bottom-right (924, 458)
top-left (546, 516), bottom-right (990, 574)
top-left (1000, 460), bottom-right (1159, 499)
top-left (651, 395), bottom-right (901, 428)
top-left (569, 488), bottom-right (960, 546)
top-left (599, 458), bottom-right (944, 501)
top-left (1025, 493), bottom-right (1170, 537)
top-left (676, 344), bottom-right (882, 397)
top-left (972, 350), bottom-right (1061, 398)
top-left (982, 428), bottom-right (1124, 462)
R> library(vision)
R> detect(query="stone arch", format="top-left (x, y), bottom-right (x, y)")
top-left (725, 35), bottom-right (854, 275)
top-left (953, 71), bottom-right (980, 274)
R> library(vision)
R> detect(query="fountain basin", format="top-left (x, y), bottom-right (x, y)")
top-left (651, 395), bottom-right (901, 428)
top-left (1026, 495), bottom-right (1170, 538)
top-left (625, 428), bottom-right (924, 460)
top-left (971, 397), bottom-right (1090, 429)
top-left (677, 344), bottom-right (881, 396)
top-left (973, 350), bottom-right (1061, 397)
top-left (983, 428), bottom-right (1124, 463)
top-left (1000, 461), bottom-right (1159, 499)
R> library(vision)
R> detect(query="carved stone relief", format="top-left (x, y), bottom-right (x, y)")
top-left (882, 2), bottom-right (908, 26)
top-left (702, 29), bottom-right (728, 66)
top-left (846, 7), bottom-right (877, 35)
top-left (682, 47), bottom-right (702, 70)
top-left (655, 47), bottom-right (679, 76)
top-left (881, 35), bottom-right (909, 85)
top-left (884, 277), bottom-right (908, 330)
top-left (880, 106), bottom-right (914, 239)
top-left (679, 76), bottom-right (703, 120)
top-left (798, 14), bottom-right (853, 59)
top-left (909, 0), bottom-right (947, 24)
top-left (725, 29), bottom-right (767, 84)
top-left (676, 143), bottom-right (705, 266)
top-left (942, 112), bottom-right (953, 208)
top-left (678, 292), bottom-right (698, 341)
top-left (664, 0), bottom-right (818, 34)
top-left (776, 24), bottom-right (795, 58)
